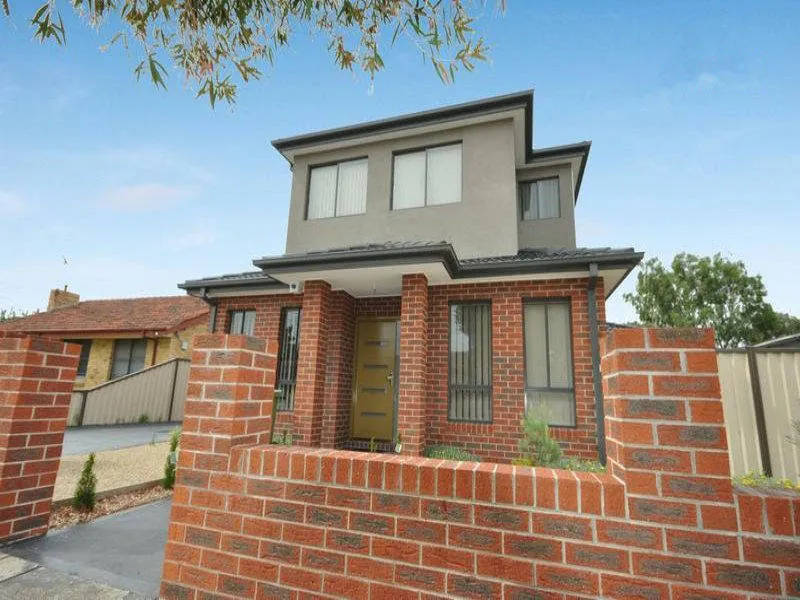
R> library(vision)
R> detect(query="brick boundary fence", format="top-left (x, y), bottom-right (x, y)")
top-left (161, 329), bottom-right (800, 599)
top-left (0, 332), bottom-right (79, 543)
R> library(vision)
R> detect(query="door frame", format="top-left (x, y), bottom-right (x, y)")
top-left (350, 316), bottom-right (400, 443)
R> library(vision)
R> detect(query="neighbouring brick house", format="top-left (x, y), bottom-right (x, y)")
top-left (0, 287), bottom-right (208, 389)
top-left (180, 91), bottom-right (642, 462)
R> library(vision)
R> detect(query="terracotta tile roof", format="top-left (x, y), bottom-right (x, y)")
top-left (0, 296), bottom-right (209, 335)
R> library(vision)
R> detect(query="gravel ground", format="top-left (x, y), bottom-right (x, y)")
top-left (50, 487), bottom-right (172, 530)
top-left (54, 442), bottom-right (171, 503)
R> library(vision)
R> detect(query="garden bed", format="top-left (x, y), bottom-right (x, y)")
top-left (49, 486), bottom-right (172, 530)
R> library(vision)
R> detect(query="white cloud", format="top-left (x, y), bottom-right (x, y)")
top-left (0, 190), bottom-right (26, 216)
top-left (168, 220), bottom-right (219, 249)
top-left (100, 183), bottom-right (198, 212)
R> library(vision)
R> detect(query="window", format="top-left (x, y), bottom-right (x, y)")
top-left (110, 339), bottom-right (147, 379)
top-left (449, 302), bottom-right (492, 422)
top-left (276, 308), bottom-right (301, 411)
top-left (307, 158), bottom-right (368, 219)
top-left (228, 310), bottom-right (256, 336)
top-left (523, 300), bottom-right (575, 426)
top-left (520, 177), bottom-right (560, 220)
top-left (393, 143), bottom-right (461, 209)
top-left (66, 339), bottom-right (92, 378)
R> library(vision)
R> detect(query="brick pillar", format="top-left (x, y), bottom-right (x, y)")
top-left (321, 291), bottom-right (355, 449)
top-left (0, 333), bottom-right (79, 543)
top-left (398, 273), bottom-right (428, 456)
top-left (161, 333), bottom-right (277, 600)
top-left (294, 280), bottom-right (330, 447)
top-left (603, 327), bottom-right (735, 528)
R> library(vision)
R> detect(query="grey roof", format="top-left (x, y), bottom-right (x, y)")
top-left (753, 332), bottom-right (800, 349)
top-left (178, 270), bottom-right (281, 290)
top-left (460, 247), bottom-right (638, 266)
top-left (272, 90), bottom-right (534, 161)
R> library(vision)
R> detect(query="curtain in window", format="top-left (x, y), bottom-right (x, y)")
top-left (427, 144), bottom-right (462, 206)
top-left (537, 178), bottom-right (560, 219)
top-left (242, 311), bottom-right (256, 336)
top-left (307, 164), bottom-right (337, 219)
top-left (276, 308), bottom-right (301, 411)
top-left (393, 152), bottom-right (426, 209)
top-left (523, 301), bottom-right (575, 426)
top-left (449, 303), bottom-right (492, 422)
top-left (336, 159), bottom-right (368, 216)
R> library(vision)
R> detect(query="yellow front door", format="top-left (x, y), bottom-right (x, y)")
top-left (352, 319), bottom-right (398, 441)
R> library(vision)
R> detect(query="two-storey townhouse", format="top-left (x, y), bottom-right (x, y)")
top-left (180, 91), bottom-right (642, 463)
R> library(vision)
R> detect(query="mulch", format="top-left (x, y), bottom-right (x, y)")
top-left (49, 486), bottom-right (172, 530)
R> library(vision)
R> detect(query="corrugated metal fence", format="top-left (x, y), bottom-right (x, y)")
top-left (718, 348), bottom-right (800, 480)
top-left (67, 358), bottom-right (189, 426)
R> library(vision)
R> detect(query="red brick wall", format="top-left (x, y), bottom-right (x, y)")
top-left (426, 278), bottom-right (604, 462)
top-left (0, 332), bottom-right (79, 543)
top-left (161, 328), bottom-right (800, 600)
top-left (321, 292), bottom-right (356, 448)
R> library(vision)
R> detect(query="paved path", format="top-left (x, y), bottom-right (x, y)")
top-left (63, 423), bottom-right (178, 456)
top-left (2, 500), bottom-right (171, 599)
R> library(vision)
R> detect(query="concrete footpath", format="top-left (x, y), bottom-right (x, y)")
top-left (0, 499), bottom-right (171, 599)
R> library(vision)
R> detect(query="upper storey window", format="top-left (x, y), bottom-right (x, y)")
top-left (520, 177), bottom-right (560, 220)
top-left (307, 158), bottom-right (368, 219)
top-left (392, 143), bottom-right (462, 209)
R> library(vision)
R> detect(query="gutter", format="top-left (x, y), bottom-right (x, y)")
top-left (587, 262), bottom-right (607, 465)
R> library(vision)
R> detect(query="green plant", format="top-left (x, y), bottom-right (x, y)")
top-left (733, 470), bottom-right (800, 492)
top-left (137, 413), bottom-right (150, 424)
top-left (368, 437), bottom-right (379, 453)
top-left (72, 453), bottom-right (97, 511)
top-left (163, 427), bottom-right (181, 490)
top-left (272, 429), bottom-right (293, 446)
top-left (423, 445), bottom-right (480, 462)
top-left (518, 410), bottom-right (563, 467)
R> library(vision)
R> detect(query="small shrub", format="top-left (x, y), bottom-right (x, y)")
top-left (163, 427), bottom-right (181, 490)
top-left (272, 429), bottom-right (293, 445)
top-left (368, 437), bottom-right (379, 453)
top-left (137, 413), bottom-right (150, 424)
top-left (72, 453), bottom-right (97, 511)
top-left (424, 445), bottom-right (480, 462)
top-left (518, 410), bottom-right (563, 467)
top-left (734, 470), bottom-right (800, 492)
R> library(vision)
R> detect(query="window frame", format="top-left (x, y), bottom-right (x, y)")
top-left (519, 176), bottom-right (561, 221)
top-left (522, 297), bottom-right (577, 428)
top-left (109, 338), bottom-right (148, 380)
top-left (275, 307), bottom-right (302, 412)
top-left (447, 300), bottom-right (493, 424)
top-left (390, 141), bottom-right (463, 210)
top-left (304, 155), bottom-right (369, 220)
top-left (66, 339), bottom-right (92, 378)
top-left (227, 309), bottom-right (257, 336)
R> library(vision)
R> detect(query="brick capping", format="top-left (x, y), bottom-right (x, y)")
top-left (161, 328), bottom-right (800, 600)
top-left (0, 332), bottom-right (80, 543)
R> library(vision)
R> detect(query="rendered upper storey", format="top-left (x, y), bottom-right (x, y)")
top-left (272, 91), bottom-right (589, 260)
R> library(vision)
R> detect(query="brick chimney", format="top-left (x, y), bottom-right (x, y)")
top-left (47, 286), bottom-right (80, 311)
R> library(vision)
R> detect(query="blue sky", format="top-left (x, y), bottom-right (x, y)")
top-left (1, 1), bottom-right (798, 322)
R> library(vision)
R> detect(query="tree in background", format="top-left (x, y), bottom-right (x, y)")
top-left (0, 308), bottom-right (30, 323)
top-left (624, 253), bottom-right (798, 348)
top-left (3, 1), bottom-right (502, 106)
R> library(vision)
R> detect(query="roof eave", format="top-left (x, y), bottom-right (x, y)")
top-left (459, 251), bottom-right (643, 280)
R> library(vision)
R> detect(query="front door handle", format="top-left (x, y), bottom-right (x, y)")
top-left (387, 371), bottom-right (394, 387)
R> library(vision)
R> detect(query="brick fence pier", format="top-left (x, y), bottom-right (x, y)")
top-left (161, 329), bottom-right (800, 599)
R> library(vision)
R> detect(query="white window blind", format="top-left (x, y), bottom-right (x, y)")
top-left (521, 178), bottom-right (560, 220)
top-left (307, 159), bottom-right (367, 219)
top-left (523, 301), bottom-right (575, 426)
top-left (392, 143), bottom-right (461, 209)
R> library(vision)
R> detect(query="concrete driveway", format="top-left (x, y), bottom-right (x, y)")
top-left (62, 423), bottom-right (179, 456)
top-left (3, 499), bottom-right (171, 598)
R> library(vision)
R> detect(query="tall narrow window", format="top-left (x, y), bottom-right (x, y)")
top-left (520, 178), bottom-right (560, 220)
top-left (307, 158), bottom-right (368, 219)
top-left (449, 302), bottom-right (492, 422)
top-left (110, 339), bottom-right (147, 379)
top-left (66, 339), bottom-right (92, 378)
top-left (276, 308), bottom-right (301, 411)
top-left (228, 310), bottom-right (256, 336)
top-left (393, 143), bottom-right (462, 209)
top-left (523, 300), bottom-right (575, 426)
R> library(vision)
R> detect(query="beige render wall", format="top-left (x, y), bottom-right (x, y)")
top-left (169, 322), bottom-right (207, 359)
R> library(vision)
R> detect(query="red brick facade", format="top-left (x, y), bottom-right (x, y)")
top-left (209, 276), bottom-right (605, 462)
top-left (0, 332), bottom-right (79, 543)
top-left (160, 328), bottom-right (800, 600)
